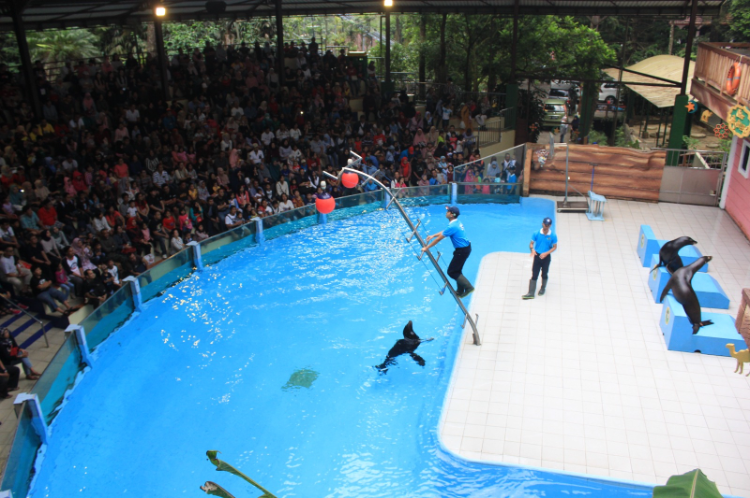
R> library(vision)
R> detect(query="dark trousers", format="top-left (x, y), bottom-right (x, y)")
top-left (447, 245), bottom-right (471, 280)
top-left (0, 364), bottom-right (20, 397)
top-left (531, 254), bottom-right (551, 280)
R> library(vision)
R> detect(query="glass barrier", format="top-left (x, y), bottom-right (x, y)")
top-left (455, 182), bottom-right (522, 204)
top-left (200, 221), bottom-right (258, 267)
top-left (263, 205), bottom-right (319, 241)
top-left (327, 191), bottom-right (384, 223)
top-left (80, 284), bottom-right (135, 352)
top-left (391, 185), bottom-right (450, 207)
top-left (30, 333), bottom-right (82, 423)
top-left (138, 249), bottom-right (194, 303)
top-left (0, 402), bottom-right (42, 498)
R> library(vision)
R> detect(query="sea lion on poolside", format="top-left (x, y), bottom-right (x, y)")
top-left (650, 236), bottom-right (697, 275)
top-left (659, 255), bottom-right (714, 334)
top-left (375, 321), bottom-right (434, 374)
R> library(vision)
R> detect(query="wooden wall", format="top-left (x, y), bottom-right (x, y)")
top-left (529, 144), bottom-right (666, 202)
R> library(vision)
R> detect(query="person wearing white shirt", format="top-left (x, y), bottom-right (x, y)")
top-left (125, 105), bottom-right (140, 124)
top-left (248, 145), bottom-right (264, 165)
top-left (289, 126), bottom-right (302, 142)
top-left (224, 206), bottom-right (242, 229)
top-left (261, 129), bottom-right (275, 146)
top-left (276, 177), bottom-right (290, 198)
top-left (275, 126), bottom-right (290, 141)
top-left (0, 247), bottom-right (31, 293)
top-left (153, 166), bottom-right (171, 187)
top-left (278, 194), bottom-right (294, 212)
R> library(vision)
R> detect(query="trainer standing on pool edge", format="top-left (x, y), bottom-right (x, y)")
top-left (422, 206), bottom-right (475, 298)
top-left (522, 217), bottom-right (557, 299)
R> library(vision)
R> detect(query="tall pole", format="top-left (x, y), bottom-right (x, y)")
top-left (611, 17), bottom-right (629, 145)
top-left (276, 0), bottom-right (285, 88)
top-left (10, 0), bottom-right (41, 118)
top-left (385, 10), bottom-right (391, 86)
top-left (680, 0), bottom-right (699, 95)
top-left (153, 19), bottom-right (170, 102)
top-left (510, 0), bottom-right (520, 81)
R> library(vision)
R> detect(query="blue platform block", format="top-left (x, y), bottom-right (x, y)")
top-left (636, 225), bottom-right (708, 272)
top-left (659, 296), bottom-right (744, 356)
top-left (648, 255), bottom-right (728, 308)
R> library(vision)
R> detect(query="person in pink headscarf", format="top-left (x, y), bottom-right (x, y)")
top-left (413, 128), bottom-right (427, 147)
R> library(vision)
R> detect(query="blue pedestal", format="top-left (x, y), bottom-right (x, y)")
top-left (648, 256), bottom-right (728, 308)
top-left (659, 296), bottom-right (743, 356)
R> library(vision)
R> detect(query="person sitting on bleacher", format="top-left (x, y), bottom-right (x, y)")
top-left (0, 357), bottom-right (20, 400)
top-left (30, 266), bottom-right (73, 315)
top-left (0, 328), bottom-right (40, 380)
top-left (83, 269), bottom-right (108, 309)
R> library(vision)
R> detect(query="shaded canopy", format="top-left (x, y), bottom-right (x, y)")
top-left (603, 55), bottom-right (695, 108)
top-left (0, 0), bottom-right (726, 32)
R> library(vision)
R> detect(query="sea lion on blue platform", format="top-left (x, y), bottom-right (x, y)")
top-left (375, 321), bottom-right (434, 374)
top-left (650, 236), bottom-right (697, 275)
top-left (659, 255), bottom-right (714, 334)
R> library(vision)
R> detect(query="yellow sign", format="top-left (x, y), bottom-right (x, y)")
top-left (727, 104), bottom-right (750, 138)
top-left (700, 110), bottom-right (713, 123)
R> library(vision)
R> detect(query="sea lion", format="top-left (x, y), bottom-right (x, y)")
top-left (375, 321), bottom-right (434, 374)
top-left (659, 255), bottom-right (714, 334)
top-left (650, 236), bottom-right (697, 275)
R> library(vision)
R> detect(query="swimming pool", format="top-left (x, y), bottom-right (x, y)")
top-left (29, 199), bottom-right (652, 497)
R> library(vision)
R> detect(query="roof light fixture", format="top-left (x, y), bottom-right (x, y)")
top-left (155, 5), bottom-right (167, 16)
top-left (384, 0), bottom-right (393, 7)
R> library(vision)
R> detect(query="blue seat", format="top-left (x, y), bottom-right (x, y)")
top-left (648, 255), bottom-right (728, 308)
top-left (586, 191), bottom-right (606, 221)
top-left (659, 296), bottom-right (743, 356)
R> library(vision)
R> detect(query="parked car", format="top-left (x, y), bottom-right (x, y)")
top-left (542, 98), bottom-right (568, 129)
top-left (599, 82), bottom-right (619, 104)
top-left (548, 88), bottom-right (572, 108)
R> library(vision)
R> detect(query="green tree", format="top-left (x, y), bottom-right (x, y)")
top-left (729, 0), bottom-right (750, 41)
top-left (27, 29), bottom-right (99, 64)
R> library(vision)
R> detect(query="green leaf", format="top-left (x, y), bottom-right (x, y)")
top-left (652, 469), bottom-right (723, 498)
top-left (200, 481), bottom-right (236, 498)
top-left (206, 451), bottom-right (278, 498)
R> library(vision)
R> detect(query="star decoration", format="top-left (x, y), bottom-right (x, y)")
top-left (685, 101), bottom-right (697, 113)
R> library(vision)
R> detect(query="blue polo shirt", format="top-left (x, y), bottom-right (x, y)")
top-left (443, 219), bottom-right (470, 248)
top-left (532, 229), bottom-right (557, 253)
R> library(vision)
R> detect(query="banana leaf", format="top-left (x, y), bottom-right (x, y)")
top-left (652, 469), bottom-right (723, 498)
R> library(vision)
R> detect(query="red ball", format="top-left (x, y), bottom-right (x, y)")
top-left (315, 196), bottom-right (335, 214)
top-left (341, 172), bottom-right (359, 189)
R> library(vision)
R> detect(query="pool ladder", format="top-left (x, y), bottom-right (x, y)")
top-left (325, 162), bottom-right (481, 346)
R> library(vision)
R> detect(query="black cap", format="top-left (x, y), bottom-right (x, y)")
top-left (543, 217), bottom-right (553, 226)
top-left (446, 206), bottom-right (460, 216)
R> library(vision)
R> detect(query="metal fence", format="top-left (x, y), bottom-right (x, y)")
top-left (657, 148), bottom-right (728, 206)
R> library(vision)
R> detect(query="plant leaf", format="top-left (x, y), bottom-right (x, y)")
top-left (206, 450), bottom-right (278, 498)
top-left (200, 481), bottom-right (236, 498)
top-left (652, 469), bottom-right (723, 498)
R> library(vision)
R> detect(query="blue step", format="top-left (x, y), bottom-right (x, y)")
top-left (648, 255), bottom-right (729, 308)
top-left (659, 295), bottom-right (743, 356)
top-left (19, 324), bottom-right (49, 349)
top-left (0, 313), bottom-right (24, 329)
top-left (637, 225), bottom-right (708, 271)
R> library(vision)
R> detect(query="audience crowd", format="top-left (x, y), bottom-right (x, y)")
top-left (0, 37), bottom-right (523, 341)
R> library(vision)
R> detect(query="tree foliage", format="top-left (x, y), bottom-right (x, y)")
top-left (729, 0), bottom-right (750, 41)
top-left (27, 29), bottom-right (99, 64)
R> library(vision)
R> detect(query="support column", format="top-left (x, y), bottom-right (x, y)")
top-left (680, 0), bottom-right (699, 95)
top-left (510, 0), bottom-right (520, 81)
top-left (123, 275), bottom-right (143, 310)
top-left (276, 0), bottom-right (285, 88)
top-left (10, 1), bottom-right (41, 118)
top-left (187, 241), bottom-right (203, 270)
top-left (578, 83), bottom-right (597, 142)
top-left (255, 218), bottom-right (265, 245)
top-left (66, 324), bottom-right (94, 368)
top-left (451, 183), bottom-right (458, 205)
top-left (667, 94), bottom-right (690, 164)
top-left (153, 20), bottom-right (170, 102)
top-left (385, 10), bottom-right (391, 87)
top-left (14, 393), bottom-right (49, 444)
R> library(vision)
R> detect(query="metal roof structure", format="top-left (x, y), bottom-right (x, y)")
top-left (603, 55), bottom-right (695, 107)
top-left (0, 0), bottom-right (727, 32)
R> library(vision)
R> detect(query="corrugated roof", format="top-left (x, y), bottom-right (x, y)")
top-left (0, 0), bottom-right (726, 32)
top-left (603, 54), bottom-right (695, 108)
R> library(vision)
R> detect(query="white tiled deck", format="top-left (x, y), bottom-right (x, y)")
top-left (443, 196), bottom-right (750, 497)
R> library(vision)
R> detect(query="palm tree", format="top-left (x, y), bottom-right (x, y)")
top-left (27, 29), bottom-right (99, 65)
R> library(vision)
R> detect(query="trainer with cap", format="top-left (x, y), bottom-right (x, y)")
top-left (522, 217), bottom-right (558, 299)
top-left (421, 206), bottom-right (474, 298)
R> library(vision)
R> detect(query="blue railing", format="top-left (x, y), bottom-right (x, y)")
top-left (0, 183), bottom-right (521, 497)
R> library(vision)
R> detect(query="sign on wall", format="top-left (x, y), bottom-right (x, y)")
top-left (727, 104), bottom-right (750, 138)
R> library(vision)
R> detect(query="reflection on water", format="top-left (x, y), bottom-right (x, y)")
top-left (282, 369), bottom-right (319, 390)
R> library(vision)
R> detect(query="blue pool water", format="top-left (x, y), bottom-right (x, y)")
top-left (30, 199), bottom-right (651, 498)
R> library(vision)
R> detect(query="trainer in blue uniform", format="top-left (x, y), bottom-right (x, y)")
top-left (522, 217), bottom-right (558, 299)
top-left (421, 206), bottom-right (474, 298)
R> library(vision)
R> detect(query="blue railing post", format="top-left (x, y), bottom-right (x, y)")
top-left (13, 393), bottom-right (49, 445)
top-left (382, 191), bottom-right (391, 209)
top-left (66, 324), bottom-right (94, 368)
top-left (451, 183), bottom-right (458, 205)
top-left (255, 218), bottom-right (265, 246)
top-left (187, 241), bottom-right (203, 270)
top-left (122, 276), bottom-right (142, 311)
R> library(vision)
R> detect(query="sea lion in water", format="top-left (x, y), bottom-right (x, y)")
top-left (659, 255), bottom-right (714, 334)
top-left (375, 321), bottom-right (434, 374)
top-left (650, 236), bottom-right (697, 275)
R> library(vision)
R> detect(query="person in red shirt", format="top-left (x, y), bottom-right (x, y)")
top-left (162, 211), bottom-right (177, 232)
top-left (113, 158), bottom-right (129, 179)
top-left (37, 200), bottom-right (59, 228)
